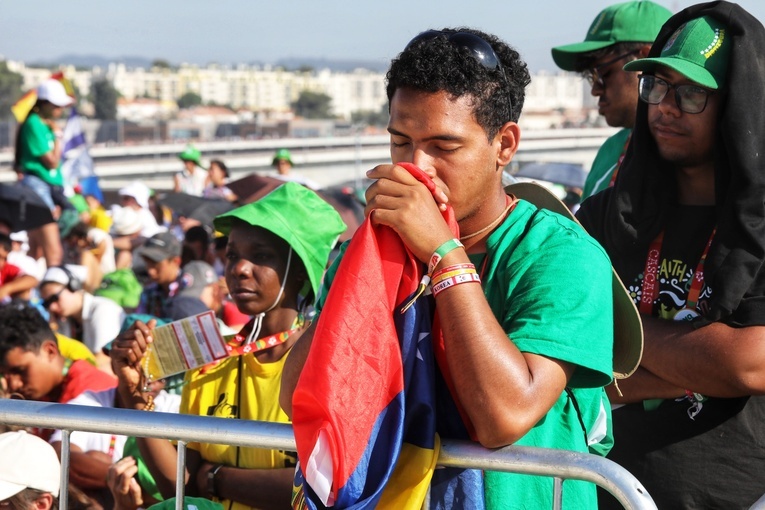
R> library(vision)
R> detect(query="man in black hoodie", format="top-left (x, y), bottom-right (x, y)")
top-left (577, 2), bottom-right (765, 508)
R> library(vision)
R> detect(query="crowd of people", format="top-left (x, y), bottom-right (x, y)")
top-left (1, 1), bottom-right (764, 509)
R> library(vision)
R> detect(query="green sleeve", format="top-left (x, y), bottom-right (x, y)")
top-left (314, 240), bottom-right (349, 316)
top-left (582, 128), bottom-right (631, 200)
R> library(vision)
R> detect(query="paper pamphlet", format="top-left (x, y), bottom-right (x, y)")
top-left (143, 311), bottom-right (229, 381)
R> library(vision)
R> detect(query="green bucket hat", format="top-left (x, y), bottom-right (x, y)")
top-left (178, 145), bottom-right (203, 167)
top-left (623, 15), bottom-right (731, 89)
top-left (213, 182), bottom-right (346, 300)
top-left (272, 148), bottom-right (294, 167)
top-left (552, 1), bottom-right (672, 71)
top-left (147, 497), bottom-right (223, 510)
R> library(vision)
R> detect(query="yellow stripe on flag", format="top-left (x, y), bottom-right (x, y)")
top-left (377, 435), bottom-right (441, 509)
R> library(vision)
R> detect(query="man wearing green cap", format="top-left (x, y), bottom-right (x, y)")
top-left (271, 148), bottom-right (322, 190)
top-left (577, 2), bottom-right (765, 507)
top-left (552, 1), bottom-right (671, 200)
top-left (174, 145), bottom-right (208, 196)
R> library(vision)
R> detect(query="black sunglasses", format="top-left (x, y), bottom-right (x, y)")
top-left (404, 30), bottom-right (513, 119)
top-left (42, 290), bottom-right (63, 309)
top-left (582, 50), bottom-right (640, 88)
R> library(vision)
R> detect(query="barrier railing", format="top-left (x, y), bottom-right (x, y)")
top-left (0, 399), bottom-right (657, 510)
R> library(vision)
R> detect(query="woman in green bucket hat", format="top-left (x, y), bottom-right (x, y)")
top-left (109, 182), bottom-right (346, 509)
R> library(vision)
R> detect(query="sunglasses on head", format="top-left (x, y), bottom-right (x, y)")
top-left (638, 74), bottom-right (714, 114)
top-left (42, 290), bottom-right (63, 309)
top-left (405, 30), bottom-right (513, 119)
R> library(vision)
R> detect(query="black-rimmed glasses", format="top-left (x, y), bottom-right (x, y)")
top-left (638, 75), bottom-right (714, 114)
top-left (582, 50), bottom-right (640, 88)
top-left (42, 290), bottom-right (63, 309)
top-left (405, 30), bottom-right (513, 118)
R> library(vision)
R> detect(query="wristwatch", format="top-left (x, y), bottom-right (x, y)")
top-left (207, 464), bottom-right (224, 499)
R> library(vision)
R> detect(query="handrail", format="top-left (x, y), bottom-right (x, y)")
top-left (0, 399), bottom-right (656, 510)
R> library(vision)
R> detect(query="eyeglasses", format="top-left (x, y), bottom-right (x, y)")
top-left (404, 30), bottom-right (513, 118)
top-left (42, 290), bottom-right (62, 309)
top-left (582, 50), bottom-right (640, 88)
top-left (638, 75), bottom-right (714, 114)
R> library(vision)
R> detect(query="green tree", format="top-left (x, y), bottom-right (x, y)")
top-left (90, 79), bottom-right (119, 120)
top-left (177, 92), bottom-right (203, 109)
top-left (0, 62), bottom-right (24, 120)
top-left (151, 59), bottom-right (172, 69)
top-left (292, 90), bottom-right (333, 119)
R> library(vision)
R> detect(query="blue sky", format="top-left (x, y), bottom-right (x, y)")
top-left (1, 1), bottom-right (763, 72)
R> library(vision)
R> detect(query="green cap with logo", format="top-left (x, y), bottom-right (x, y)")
top-left (552, 1), bottom-right (672, 71)
top-left (213, 182), bottom-right (346, 300)
top-left (623, 15), bottom-right (731, 89)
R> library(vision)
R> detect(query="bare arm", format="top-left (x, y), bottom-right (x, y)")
top-left (0, 275), bottom-right (39, 299)
top-left (51, 441), bottom-right (112, 490)
top-left (196, 461), bottom-right (294, 510)
top-left (364, 164), bottom-right (575, 448)
top-left (606, 367), bottom-right (685, 404)
top-left (639, 316), bottom-right (765, 397)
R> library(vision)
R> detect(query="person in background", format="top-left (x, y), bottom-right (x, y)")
top-left (135, 232), bottom-right (183, 318)
top-left (0, 233), bottom-right (39, 304)
top-left (174, 145), bottom-right (207, 196)
top-left (14, 79), bottom-right (75, 267)
top-left (39, 265), bottom-right (125, 374)
top-left (110, 206), bottom-right (145, 271)
top-left (61, 222), bottom-right (103, 293)
top-left (0, 430), bottom-right (60, 510)
top-left (271, 148), bottom-right (322, 190)
top-left (117, 182), bottom-right (163, 239)
top-left (203, 159), bottom-right (237, 202)
top-left (181, 225), bottom-right (215, 268)
top-left (109, 182), bottom-right (346, 510)
top-left (85, 192), bottom-right (113, 233)
top-left (576, 3), bottom-right (765, 507)
top-left (552, 1), bottom-right (671, 200)
top-left (0, 303), bottom-right (115, 428)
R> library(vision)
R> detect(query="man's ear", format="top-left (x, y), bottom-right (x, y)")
top-left (496, 122), bottom-right (521, 168)
top-left (41, 339), bottom-right (59, 360)
top-left (33, 492), bottom-right (54, 510)
top-left (638, 44), bottom-right (652, 58)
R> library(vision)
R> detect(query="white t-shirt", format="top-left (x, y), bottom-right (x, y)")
top-left (50, 388), bottom-right (181, 462)
top-left (87, 227), bottom-right (116, 274)
top-left (176, 169), bottom-right (208, 197)
top-left (81, 293), bottom-right (126, 354)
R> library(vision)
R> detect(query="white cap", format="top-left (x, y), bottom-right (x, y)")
top-left (41, 264), bottom-right (87, 288)
top-left (118, 181), bottom-right (151, 209)
top-left (36, 79), bottom-right (74, 108)
top-left (0, 431), bottom-right (61, 500)
top-left (9, 231), bottom-right (28, 244)
top-left (110, 206), bottom-right (143, 236)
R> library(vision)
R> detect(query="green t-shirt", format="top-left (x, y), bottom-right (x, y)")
top-left (317, 200), bottom-right (614, 509)
top-left (582, 128), bottom-right (631, 201)
top-left (17, 112), bottom-right (63, 186)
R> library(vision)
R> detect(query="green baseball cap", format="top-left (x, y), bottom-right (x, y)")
top-left (147, 497), bottom-right (223, 510)
top-left (272, 148), bottom-right (293, 166)
top-left (552, 1), bottom-right (672, 71)
top-left (623, 15), bottom-right (731, 89)
top-left (213, 182), bottom-right (346, 299)
top-left (178, 145), bottom-right (203, 167)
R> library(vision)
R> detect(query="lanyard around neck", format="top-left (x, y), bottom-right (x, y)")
top-left (639, 228), bottom-right (716, 316)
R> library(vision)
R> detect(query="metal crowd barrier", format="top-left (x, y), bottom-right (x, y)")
top-left (0, 399), bottom-right (656, 510)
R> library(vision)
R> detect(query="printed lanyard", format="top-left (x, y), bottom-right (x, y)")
top-left (639, 228), bottom-right (716, 315)
top-left (227, 323), bottom-right (300, 357)
top-left (608, 133), bottom-right (632, 188)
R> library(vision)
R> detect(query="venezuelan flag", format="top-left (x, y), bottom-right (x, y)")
top-left (292, 164), bottom-right (486, 509)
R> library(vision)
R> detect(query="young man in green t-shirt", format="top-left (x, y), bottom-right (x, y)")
top-left (281, 28), bottom-right (637, 509)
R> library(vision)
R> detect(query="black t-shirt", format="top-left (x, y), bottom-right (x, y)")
top-left (578, 193), bottom-right (765, 509)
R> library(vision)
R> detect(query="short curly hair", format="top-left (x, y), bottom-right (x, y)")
top-left (386, 27), bottom-right (531, 140)
top-left (0, 303), bottom-right (56, 361)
